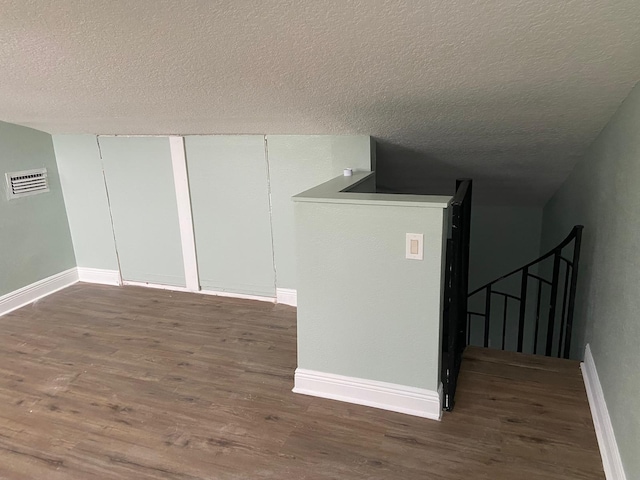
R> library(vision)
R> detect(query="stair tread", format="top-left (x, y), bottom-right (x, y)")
top-left (463, 346), bottom-right (581, 375)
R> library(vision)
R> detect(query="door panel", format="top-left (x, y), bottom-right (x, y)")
top-left (99, 136), bottom-right (186, 286)
top-left (186, 135), bottom-right (275, 297)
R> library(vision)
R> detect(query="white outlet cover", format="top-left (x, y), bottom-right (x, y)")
top-left (406, 233), bottom-right (423, 260)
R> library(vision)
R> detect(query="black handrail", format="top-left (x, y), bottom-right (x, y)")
top-left (442, 179), bottom-right (472, 412)
top-left (467, 225), bottom-right (583, 359)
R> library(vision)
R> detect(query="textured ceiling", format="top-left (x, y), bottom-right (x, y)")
top-left (1, 0), bottom-right (640, 204)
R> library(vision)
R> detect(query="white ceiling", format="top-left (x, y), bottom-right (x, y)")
top-left (1, 0), bottom-right (640, 204)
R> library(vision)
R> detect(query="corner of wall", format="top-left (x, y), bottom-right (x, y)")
top-left (0, 268), bottom-right (79, 317)
top-left (0, 123), bottom-right (76, 296)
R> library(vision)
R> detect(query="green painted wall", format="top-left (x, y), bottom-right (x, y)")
top-left (295, 201), bottom-right (446, 390)
top-left (268, 136), bottom-right (372, 289)
top-left (541, 83), bottom-right (640, 479)
top-left (185, 136), bottom-right (275, 297)
top-left (0, 122), bottom-right (75, 296)
top-left (466, 206), bottom-right (544, 352)
top-left (469, 206), bottom-right (543, 292)
top-left (53, 135), bottom-right (119, 270)
top-left (99, 136), bottom-right (185, 286)
top-left (48, 134), bottom-right (372, 295)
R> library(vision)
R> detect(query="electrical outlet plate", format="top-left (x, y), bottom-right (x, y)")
top-left (406, 233), bottom-right (423, 260)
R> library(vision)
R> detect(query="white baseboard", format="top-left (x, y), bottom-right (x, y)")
top-left (293, 368), bottom-right (442, 420)
top-left (581, 344), bottom-right (627, 480)
top-left (0, 268), bottom-right (79, 317)
top-left (121, 281), bottom-right (277, 303)
top-left (77, 267), bottom-right (121, 286)
top-left (122, 280), bottom-right (192, 292)
top-left (276, 288), bottom-right (297, 307)
top-left (199, 289), bottom-right (276, 303)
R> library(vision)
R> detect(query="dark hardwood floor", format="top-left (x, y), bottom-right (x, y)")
top-left (0, 284), bottom-right (604, 479)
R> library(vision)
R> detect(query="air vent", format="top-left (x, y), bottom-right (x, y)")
top-left (5, 168), bottom-right (49, 200)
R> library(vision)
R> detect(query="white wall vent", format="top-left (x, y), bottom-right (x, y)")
top-left (5, 168), bottom-right (49, 200)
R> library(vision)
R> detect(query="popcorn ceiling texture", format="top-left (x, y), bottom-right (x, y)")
top-left (1, 0), bottom-right (639, 204)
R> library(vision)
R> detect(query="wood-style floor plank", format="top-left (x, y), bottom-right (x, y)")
top-left (0, 284), bottom-right (604, 479)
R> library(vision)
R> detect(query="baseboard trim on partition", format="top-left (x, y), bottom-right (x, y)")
top-left (77, 268), bottom-right (121, 286)
top-left (581, 344), bottom-right (627, 480)
top-left (276, 288), bottom-right (297, 307)
top-left (0, 268), bottom-right (79, 317)
top-left (293, 368), bottom-right (442, 420)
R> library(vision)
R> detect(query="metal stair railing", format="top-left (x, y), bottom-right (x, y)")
top-left (466, 225), bottom-right (583, 359)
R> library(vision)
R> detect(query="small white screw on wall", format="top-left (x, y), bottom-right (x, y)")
top-left (406, 233), bottom-right (424, 260)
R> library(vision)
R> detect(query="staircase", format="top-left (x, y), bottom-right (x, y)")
top-left (441, 179), bottom-right (472, 411)
top-left (440, 177), bottom-right (584, 410)
top-left (467, 225), bottom-right (583, 358)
